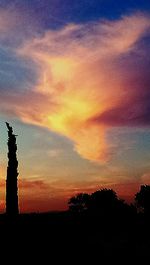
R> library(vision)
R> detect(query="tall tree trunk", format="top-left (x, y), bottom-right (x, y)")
top-left (6, 122), bottom-right (19, 215)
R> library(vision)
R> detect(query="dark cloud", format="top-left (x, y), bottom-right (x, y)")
top-left (90, 44), bottom-right (150, 127)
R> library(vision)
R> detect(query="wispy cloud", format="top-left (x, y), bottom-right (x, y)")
top-left (0, 7), bottom-right (17, 35)
top-left (0, 12), bottom-right (150, 163)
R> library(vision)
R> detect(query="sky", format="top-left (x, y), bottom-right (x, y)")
top-left (0, 0), bottom-right (150, 212)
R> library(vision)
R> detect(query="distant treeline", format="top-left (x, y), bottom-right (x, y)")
top-left (68, 185), bottom-right (150, 217)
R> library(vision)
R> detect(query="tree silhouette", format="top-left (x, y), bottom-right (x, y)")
top-left (89, 189), bottom-right (118, 214)
top-left (135, 185), bottom-right (150, 214)
top-left (68, 188), bottom-right (135, 220)
top-left (68, 193), bottom-right (90, 213)
top-left (6, 122), bottom-right (19, 215)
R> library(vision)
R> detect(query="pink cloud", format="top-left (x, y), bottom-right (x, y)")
top-left (1, 12), bottom-right (150, 163)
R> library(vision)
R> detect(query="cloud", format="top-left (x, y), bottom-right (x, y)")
top-left (0, 7), bottom-right (17, 35)
top-left (1, 12), bottom-right (150, 163)
top-left (0, 175), bottom-right (143, 212)
top-left (0, 5), bottom-right (41, 49)
top-left (0, 89), bottom-right (55, 123)
top-left (18, 177), bottom-right (141, 211)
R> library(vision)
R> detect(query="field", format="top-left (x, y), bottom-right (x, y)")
top-left (0, 212), bottom-right (149, 263)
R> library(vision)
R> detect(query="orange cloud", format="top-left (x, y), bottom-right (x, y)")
top-left (1, 13), bottom-right (150, 163)
top-left (18, 178), bottom-right (141, 211)
top-left (0, 175), bottom-right (143, 212)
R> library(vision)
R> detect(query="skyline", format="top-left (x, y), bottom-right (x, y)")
top-left (0, 1), bottom-right (150, 212)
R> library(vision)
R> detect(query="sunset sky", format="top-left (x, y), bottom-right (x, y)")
top-left (0, 0), bottom-right (150, 212)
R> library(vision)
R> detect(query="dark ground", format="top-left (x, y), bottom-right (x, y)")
top-left (0, 212), bottom-right (150, 263)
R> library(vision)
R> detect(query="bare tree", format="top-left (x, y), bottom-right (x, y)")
top-left (6, 122), bottom-right (19, 215)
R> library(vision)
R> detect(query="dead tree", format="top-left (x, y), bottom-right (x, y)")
top-left (6, 122), bottom-right (19, 215)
